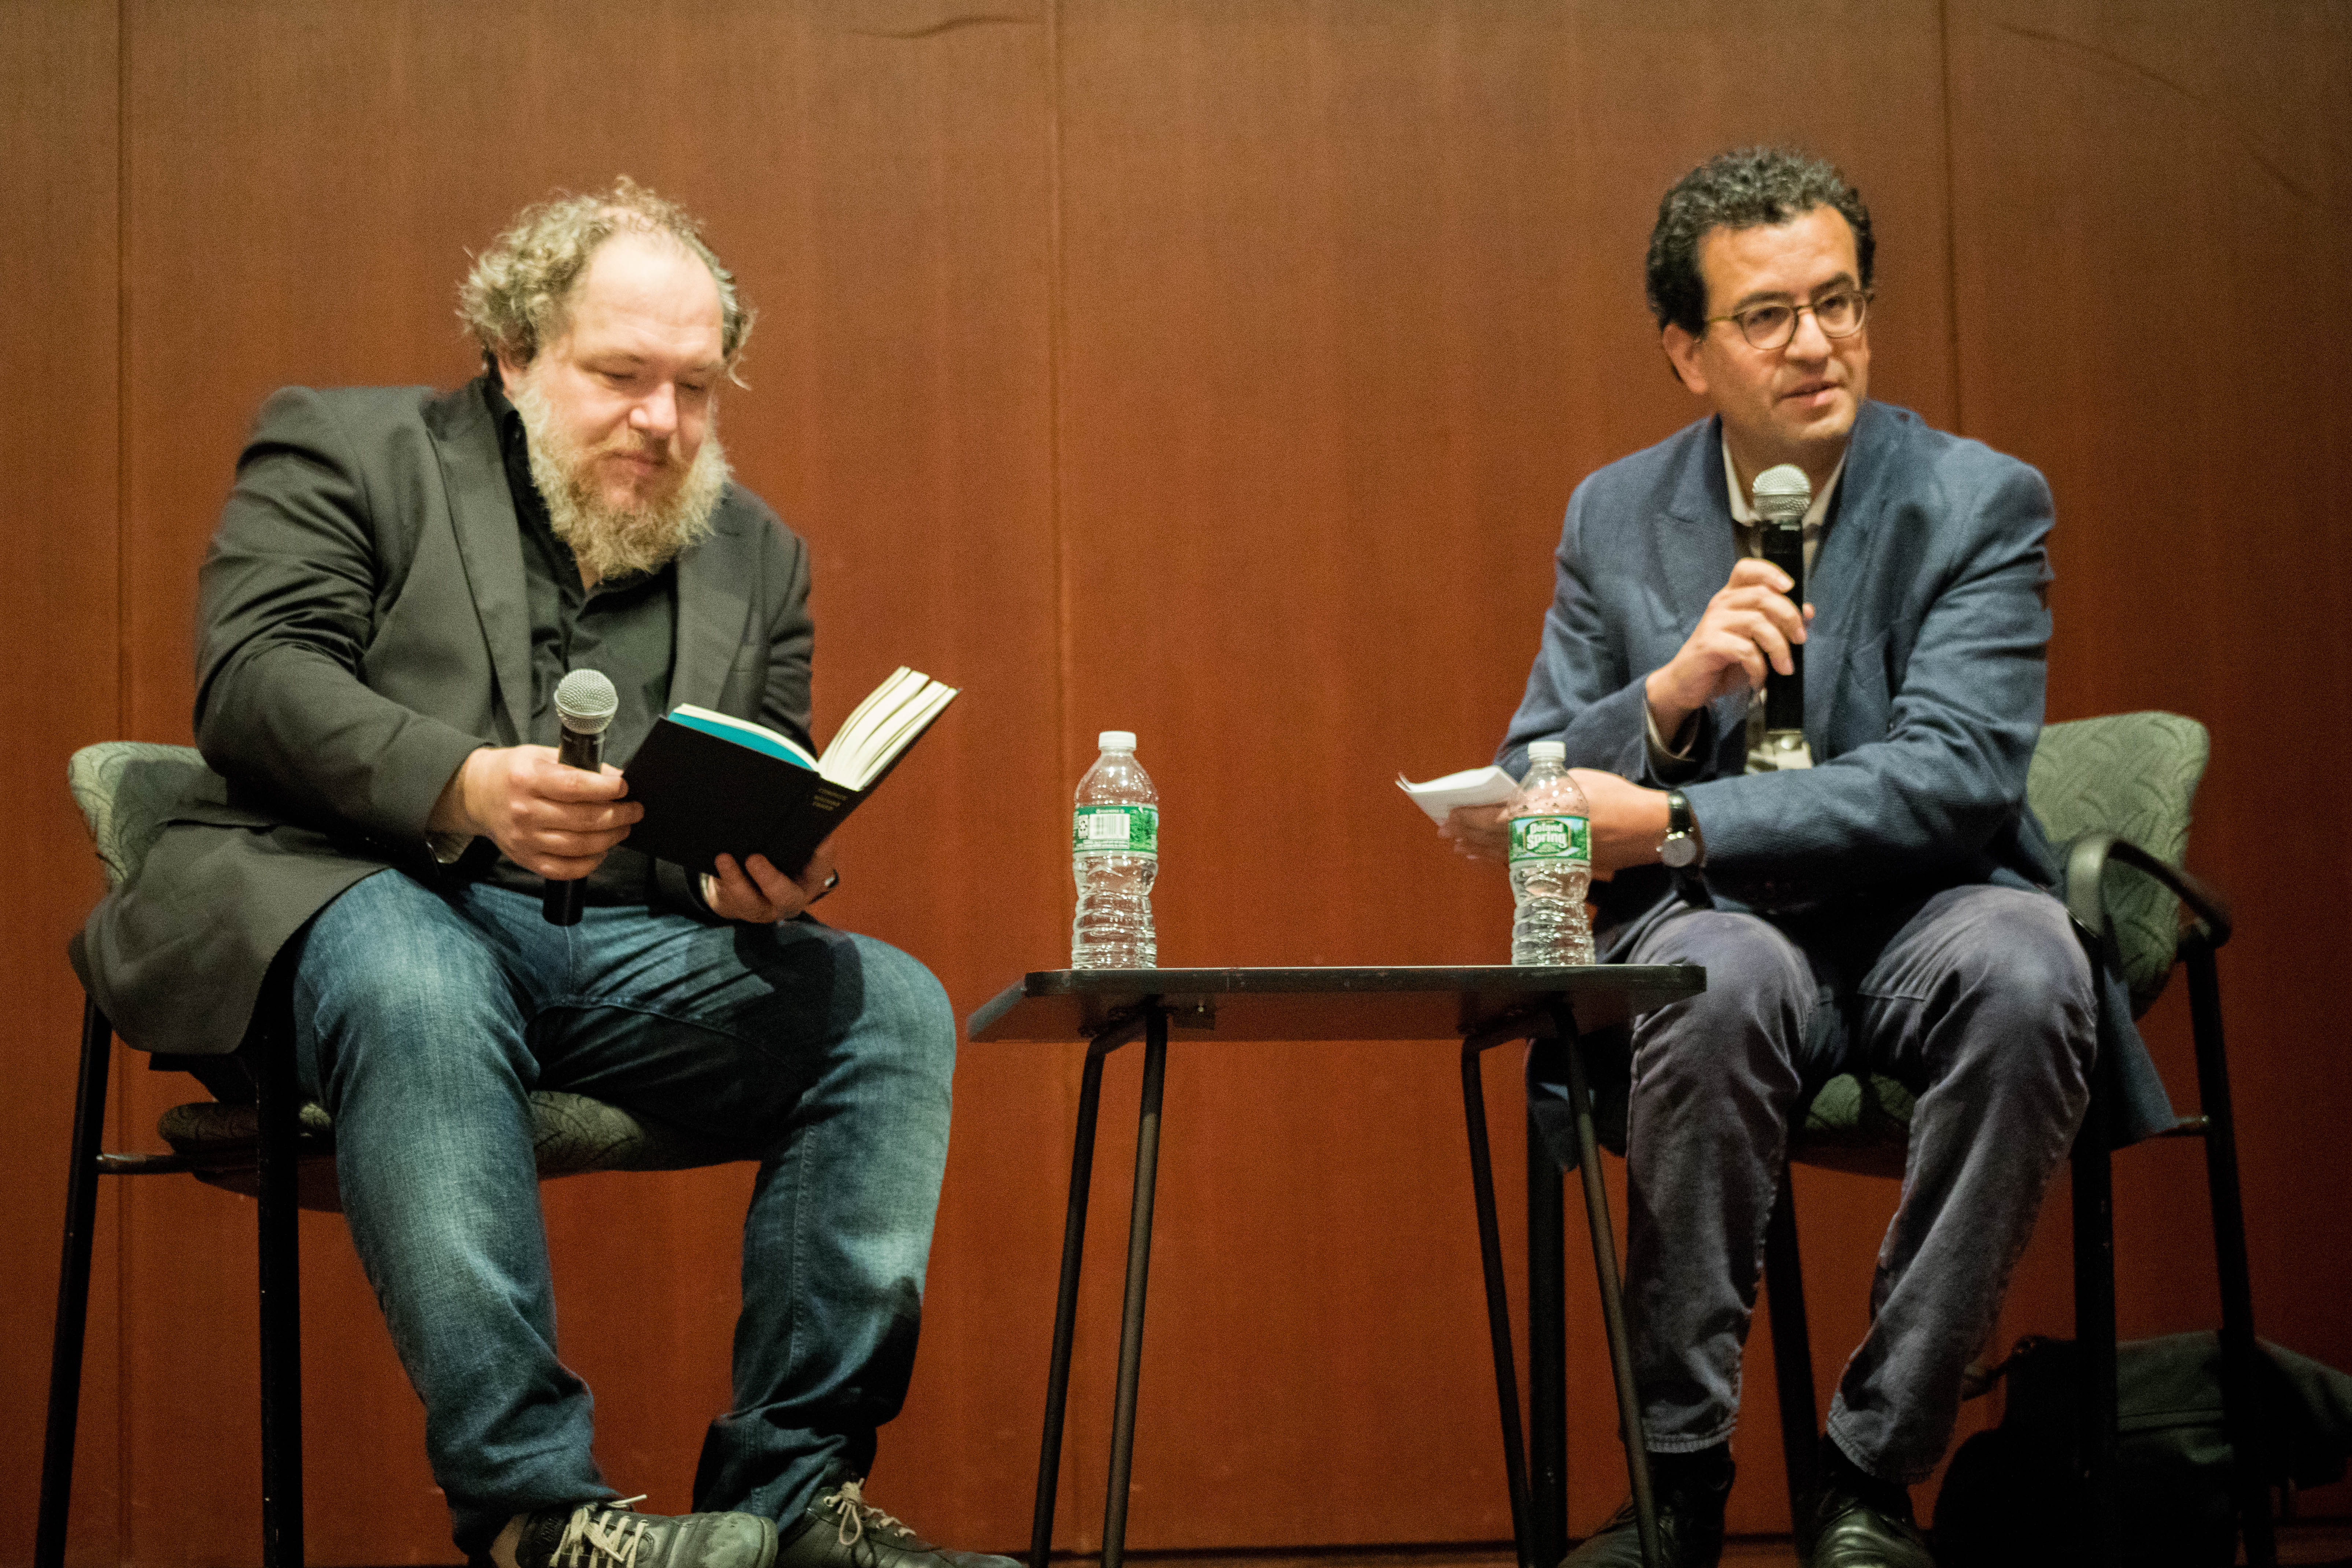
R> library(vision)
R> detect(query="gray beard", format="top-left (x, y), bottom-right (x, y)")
top-left (510, 378), bottom-right (729, 581)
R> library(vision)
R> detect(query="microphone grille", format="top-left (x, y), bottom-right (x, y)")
top-left (1752, 463), bottom-right (1812, 527)
top-left (554, 667), bottom-right (620, 734)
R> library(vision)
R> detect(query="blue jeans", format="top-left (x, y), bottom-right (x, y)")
top-left (1604, 884), bottom-right (2096, 1483)
top-left (288, 872), bottom-right (956, 1555)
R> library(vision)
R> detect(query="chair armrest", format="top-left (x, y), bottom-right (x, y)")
top-left (2062, 831), bottom-right (2233, 949)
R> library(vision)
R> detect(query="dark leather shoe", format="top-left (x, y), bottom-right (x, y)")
top-left (1562, 1452), bottom-right (1732, 1568)
top-left (1804, 1467), bottom-right (1936, 1568)
top-left (773, 1481), bottom-right (1016, 1568)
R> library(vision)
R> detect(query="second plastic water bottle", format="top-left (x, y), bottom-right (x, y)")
top-left (1509, 740), bottom-right (1594, 965)
top-left (1072, 731), bottom-right (1158, 968)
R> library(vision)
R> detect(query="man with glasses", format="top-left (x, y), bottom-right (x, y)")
top-left (1442, 148), bottom-right (2171, 1567)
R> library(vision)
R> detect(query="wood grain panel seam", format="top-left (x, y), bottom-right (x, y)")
top-left (1937, 0), bottom-right (1966, 438)
top-left (1047, 0), bottom-right (1072, 802)
top-left (115, 0), bottom-right (131, 742)
top-left (1043, 0), bottom-right (1085, 1538)
top-left (114, 2), bottom-right (134, 1554)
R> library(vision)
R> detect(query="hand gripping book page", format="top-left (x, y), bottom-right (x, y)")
top-left (622, 666), bottom-right (958, 876)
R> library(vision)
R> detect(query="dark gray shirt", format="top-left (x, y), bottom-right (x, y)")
top-left (479, 373), bottom-right (676, 903)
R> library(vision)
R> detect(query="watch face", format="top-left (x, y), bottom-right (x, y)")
top-left (1661, 834), bottom-right (1698, 868)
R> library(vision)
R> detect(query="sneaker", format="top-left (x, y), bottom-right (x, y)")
top-left (773, 1480), bottom-right (1017, 1568)
top-left (516, 1495), bottom-right (778, 1568)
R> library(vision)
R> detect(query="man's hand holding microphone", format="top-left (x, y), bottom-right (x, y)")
top-left (426, 667), bottom-right (834, 924)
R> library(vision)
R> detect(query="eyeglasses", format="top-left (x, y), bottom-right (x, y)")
top-left (1705, 287), bottom-right (1873, 350)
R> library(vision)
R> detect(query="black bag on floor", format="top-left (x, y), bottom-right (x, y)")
top-left (1932, 1332), bottom-right (2352, 1568)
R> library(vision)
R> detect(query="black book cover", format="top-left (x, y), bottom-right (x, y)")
top-left (621, 714), bottom-right (933, 877)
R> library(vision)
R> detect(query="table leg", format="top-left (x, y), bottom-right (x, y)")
top-left (1031, 1017), bottom-right (1143, 1568)
top-left (1101, 1009), bottom-right (1169, 1568)
top-left (1460, 1030), bottom-right (1538, 1568)
top-left (1555, 1002), bottom-right (1658, 1568)
top-left (1529, 1115), bottom-right (1568, 1567)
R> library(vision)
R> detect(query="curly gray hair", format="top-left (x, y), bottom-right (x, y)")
top-left (459, 176), bottom-right (754, 376)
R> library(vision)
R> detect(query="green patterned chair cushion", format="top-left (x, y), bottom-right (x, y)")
top-left (1788, 712), bottom-right (2208, 1174)
top-left (2025, 711), bottom-right (2206, 1017)
top-left (69, 740), bottom-right (748, 1211)
top-left (1792, 1073), bottom-right (1917, 1179)
top-left (67, 741), bottom-right (224, 890)
top-left (156, 1093), bottom-right (741, 1213)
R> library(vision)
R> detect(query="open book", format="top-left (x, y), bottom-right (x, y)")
top-left (623, 667), bottom-right (958, 876)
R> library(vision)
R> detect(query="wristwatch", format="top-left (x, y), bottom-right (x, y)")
top-left (1660, 789), bottom-right (1702, 869)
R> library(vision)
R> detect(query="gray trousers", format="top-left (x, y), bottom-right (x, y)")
top-left (1614, 883), bottom-right (2094, 1483)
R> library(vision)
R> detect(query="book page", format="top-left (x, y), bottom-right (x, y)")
top-left (833, 680), bottom-right (957, 790)
top-left (822, 667), bottom-right (922, 771)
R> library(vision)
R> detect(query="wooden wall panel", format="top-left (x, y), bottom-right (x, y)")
top-left (1944, 0), bottom-right (2352, 1519)
top-left (0, 1), bottom-right (125, 1562)
top-left (16, 1), bottom-right (2348, 1561)
top-left (1049, 0), bottom-right (1962, 1543)
top-left (114, 1), bottom-right (1061, 1559)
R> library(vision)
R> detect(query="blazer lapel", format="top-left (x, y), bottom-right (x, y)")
top-left (424, 383), bottom-right (535, 745)
top-left (1651, 419), bottom-right (1755, 749)
top-left (670, 493), bottom-right (756, 714)
top-left (1805, 399), bottom-right (1896, 631)
top-left (1656, 416), bottom-right (1743, 632)
top-left (1806, 400), bottom-right (1901, 742)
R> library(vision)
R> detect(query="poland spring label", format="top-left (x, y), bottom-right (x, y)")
top-left (1508, 814), bottom-right (1590, 864)
top-left (1074, 804), bottom-right (1159, 858)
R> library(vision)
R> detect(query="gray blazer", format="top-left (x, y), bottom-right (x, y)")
top-left (1500, 400), bottom-right (2173, 1144)
top-left (75, 380), bottom-right (815, 1059)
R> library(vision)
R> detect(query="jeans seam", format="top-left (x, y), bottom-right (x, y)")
top-left (779, 1110), bottom-right (810, 1410)
top-left (536, 997), bottom-right (791, 1066)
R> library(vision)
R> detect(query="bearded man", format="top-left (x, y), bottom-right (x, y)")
top-left (79, 181), bottom-right (1009, 1568)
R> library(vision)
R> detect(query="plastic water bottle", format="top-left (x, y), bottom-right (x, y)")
top-left (1072, 731), bottom-right (1158, 968)
top-left (1509, 740), bottom-right (1593, 965)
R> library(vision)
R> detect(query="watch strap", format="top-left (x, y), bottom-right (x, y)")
top-left (1661, 789), bottom-right (1701, 868)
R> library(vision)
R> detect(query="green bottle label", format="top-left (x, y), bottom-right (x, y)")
top-left (1074, 804), bottom-right (1159, 857)
top-left (1508, 814), bottom-right (1590, 864)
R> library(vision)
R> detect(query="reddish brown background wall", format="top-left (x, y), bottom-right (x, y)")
top-left (4, 1), bottom-right (2346, 1562)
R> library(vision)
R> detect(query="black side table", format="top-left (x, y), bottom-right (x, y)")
top-left (968, 964), bottom-right (1704, 1568)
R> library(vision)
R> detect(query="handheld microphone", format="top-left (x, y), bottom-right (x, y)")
top-left (1751, 464), bottom-right (1812, 763)
top-left (542, 667), bottom-right (619, 927)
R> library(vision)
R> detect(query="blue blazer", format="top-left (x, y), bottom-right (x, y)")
top-left (1500, 400), bottom-right (2172, 1144)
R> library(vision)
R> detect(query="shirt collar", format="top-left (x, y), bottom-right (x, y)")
top-left (1722, 430), bottom-right (1846, 532)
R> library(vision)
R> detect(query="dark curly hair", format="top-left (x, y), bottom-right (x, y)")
top-left (1645, 148), bottom-right (1873, 337)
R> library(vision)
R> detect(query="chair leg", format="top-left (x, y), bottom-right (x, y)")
top-left (36, 999), bottom-right (116, 1568)
top-left (256, 1034), bottom-right (304, 1568)
top-left (1761, 1164), bottom-right (1820, 1533)
top-left (2071, 1089), bottom-right (2120, 1568)
top-left (1555, 1003), bottom-right (1660, 1568)
top-left (2183, 936), bottom-right (2277, 1568)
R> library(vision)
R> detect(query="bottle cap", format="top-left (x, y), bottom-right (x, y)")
top-left (1098, 730), bottom-right (1137, 751)
top-left (1527, 741), bottom-right (1567, 761)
